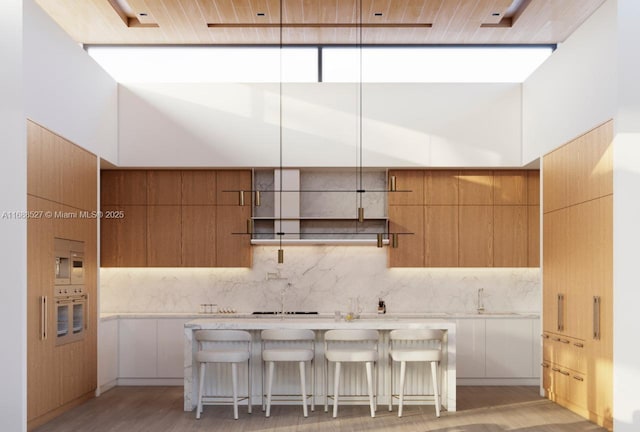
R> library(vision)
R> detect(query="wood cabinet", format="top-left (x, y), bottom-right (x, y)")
top-left (147, 205), bottom-right (181, 266)
top-left (388, 170), bottom-right (424, 205)
top-left (389, 169), bottom-right (538, 268)
top-left (493, 206), bottom-right (527, 267)
top-left (425, 205), bottom-right (458, 267)
top-left (388, 205), bottom-right (424, 267)
top-left (27, 121), bottom-right (98, 429)
top-left (542, 120), bottom-right (613, 430)
top-left (101, 170), bottom-right (252, 268)
top-left (459, 205), bottom-right (493, 267)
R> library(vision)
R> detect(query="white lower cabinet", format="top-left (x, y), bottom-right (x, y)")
top-left (113, 318), bottom-right (189, 384)
top-left (98, 319), bottom-right (118, 392)
top-left (456, 317), bottom-right (540, 384)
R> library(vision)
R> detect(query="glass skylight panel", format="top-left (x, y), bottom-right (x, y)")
top-left (87, 46), bottom-right (318, 83)
top-left (322, 47), bottom-right (552, 83)
top-left (87, 45), bottom-right (552, 83)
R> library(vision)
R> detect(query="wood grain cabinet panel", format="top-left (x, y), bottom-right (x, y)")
top-left (147, 206), bottom-right (182, 266)
top-left (388, 170), bottom-right (425, 205)
top-left (493, 206), bottom-right (527, 267)
top-left (527, 171), bottom-right (540, 205)
top-left (388, 205), bottom-right (425, 267)
top-left (101, 171), bottom-right (147, 205)
top-left (182, 206), bottom-right (216, 267)
top-left (543, 147), bottom-right (567, 212)
top-left (182, 171), bottom-right (216, 205)
top-left (425, 205), bottom-right (458, 267)
top-left (101, 206), bottom-right (147, 267)
top-left (216, 170), bottom-right (252, 206)
top-left (216, 205), bottom-right (252, 267)
top-left (147, 171), bottom-right (181, 205)
top-left (425, 170), bottom-right (458, 205)
top-left (542, 209), bottom-right (568, 333)
top-left (493, 171), bottom-right (527, 205)
top-left (528, 206), bottom-right (540, 267)
top-left (459, 206), bottom-right (493, 267)
top-left (459, 171), bottom-right (493, 205)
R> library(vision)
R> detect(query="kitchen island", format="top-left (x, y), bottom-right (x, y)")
top-left (183, 316), bottom-right (456, 412)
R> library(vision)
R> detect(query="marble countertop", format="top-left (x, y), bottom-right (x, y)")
top-left (100, 311), bottom-right (539, 321)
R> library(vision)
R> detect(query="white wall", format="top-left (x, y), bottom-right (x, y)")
top-left (0, 1), bottom-right (26, 431)
top-left (613, 1), bottom-right (640, 430)
top-left (118, 82), bottom-right (522, 168)
top-left (522, 0), bottom-right (617, 163)
top-left (23, 0), bottom-right (118, 163)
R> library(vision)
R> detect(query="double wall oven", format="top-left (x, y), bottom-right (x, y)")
top-left (54, 238), bottom-right (86, 345)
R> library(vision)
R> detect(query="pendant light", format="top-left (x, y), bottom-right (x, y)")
top-left (277, 0), bottom-right (284, 264)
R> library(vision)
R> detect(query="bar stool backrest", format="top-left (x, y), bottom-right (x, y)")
top-left (261, 329), bottom-right (315, 341)
top-left (389, 329), bottom-right (444, 342)
top-left (324, 329), bottom-right (379, 342)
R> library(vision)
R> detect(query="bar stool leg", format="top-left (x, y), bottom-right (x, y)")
top-left (366, 361), bottom-right (375, 418)
top-left (311, 359), bottom-right (315, 412)
top-left (299, 361), bottom-right (308, 417)
top-left (232, 363), bottom-right (239, 420)
top-left (197, 362), bottom-right (206, 419)
top-left (265, 361), bottom-right (275, 417)
top-left (324, 358), bottom-right (329, 413)
top-left (332, 361), bottom-right (341, 418)
top-left (398, 361), bottom-right (406, 418)
top-left (388, 358), bottom-right (393, 412)
top-left (247, 358), bottom-right (252, 414)
top-left (431, 361), bottom-right (441, 418)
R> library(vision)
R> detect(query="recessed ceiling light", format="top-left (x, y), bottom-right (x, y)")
top-left (257, 12), bottom-right (265, 17)
top-left (139, 12), bottom-right (148, 17)
top-left (491, 12), bottom-right (501, 16)
top-left (374, 12), bottom-right (383, 16)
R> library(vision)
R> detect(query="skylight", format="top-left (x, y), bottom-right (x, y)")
top-left (87, 46), bottom-right (553, 84)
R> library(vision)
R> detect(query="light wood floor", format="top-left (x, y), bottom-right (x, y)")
top-left (34, 386), bottom-right (607, 432)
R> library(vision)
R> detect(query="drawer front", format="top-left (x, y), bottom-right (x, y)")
top-left (568, 371), bottom-right (587, 410)
top-left (545, 332), bottom-right (586, 373)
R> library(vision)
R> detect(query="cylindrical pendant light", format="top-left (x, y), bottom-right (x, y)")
top-left (238, 190), bottom-right (245, 206)
top-left (254, 190), bottom-right (261, 207)
top-left (377, 233), bottom-right (383, 248)
top-left (358, 207), bottom-right (365, 223)
top-left (390, 175), bottom-right (397, 192)
top-left (278, 248), bottom-right (284, 264)
top-left (246, 219), bottom-right (253, 234)
top-left (392, 233), bottom-right (399, 248)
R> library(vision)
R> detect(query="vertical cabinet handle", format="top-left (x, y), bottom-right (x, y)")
top-left (40, 296), bottom-right (48, 340)
top-left (593, 296), bottom-right (601, 340)
top-left (557, 293), bottom-right (565, 332)
top-left (85, 294), bottom-right (89, 330)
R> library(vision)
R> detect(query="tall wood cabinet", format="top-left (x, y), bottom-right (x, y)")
top-left (541, 120), bottom-right (613, 430)
top-left (101, 169), bottom-right (251, 267)
top-left (27, 121), bottom-right (98, 430)
top-left (388, 169), bottom-right (539, 268)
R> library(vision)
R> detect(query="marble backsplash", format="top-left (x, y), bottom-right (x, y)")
top-left (100, 246), bottom-right (540, 314)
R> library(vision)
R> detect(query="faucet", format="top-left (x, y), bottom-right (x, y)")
top-left (477, 288), bottom-right (485, 314)
top-left (280, 282), bottom-right (291, 318)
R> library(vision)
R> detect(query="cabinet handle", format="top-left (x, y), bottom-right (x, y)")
top-left (593, 296), bottom-right (601, 340)
top-left (541, 334), bottom-right (549, 339)
top-left (551, 367), bottom-right (561, 372)
top-left (557, 293), bottom-right (565, 332)
top-left (552, 337), bottom-right (561, 342)
top-left (40, 296), bottom-right (47, 340)
top-left (573, 375), bottom-right (584, 382)
top-left (573, 342), bottom-right (584, 348)
top-left (559, 339), bottom-right (570, 344)
top-left (541, 363), bottom-right (550, 368)
top-left (558, 370), bottom-right (570, 376)
top-left (85, 293), bottom-right (89, 330)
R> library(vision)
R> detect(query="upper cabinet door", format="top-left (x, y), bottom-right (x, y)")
top-left (527, 171), bottom-right (540, 205)
top-left (494, 171), bottom-right (527, 205)
top-left (388, 205), bottom-right (425, 267)
top-left (182, 171), bottom-right (216, 205)
top-left (101, 171), bottom-right (147, 205)
top-left (388, 170), bottom-right (424, 205)
top-left (459, 205), bottom-right (493, 267)
top-left (459, 171), bottom-right (493, 205)
top-left (216, 171), bottom-right (252, 206)
top-left (147, 171), bottom-right (181, 205)
top-left (425, 171), bottom-right (459, 205)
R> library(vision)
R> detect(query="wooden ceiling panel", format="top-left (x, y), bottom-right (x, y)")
top-left (34, 0), bottom-right (607, 45)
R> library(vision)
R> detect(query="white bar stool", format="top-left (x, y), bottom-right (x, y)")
top-left (388, 329), bottom-right (444, 417)
top-left (324, 329), bottom-right (379, 418)
top-left (261, 329), bottom-right (316, 417)
top-left (194, 330), bottom-right (252, 420)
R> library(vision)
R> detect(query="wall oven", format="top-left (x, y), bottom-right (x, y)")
top-left (54, 238), bottom-right (87, 345)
